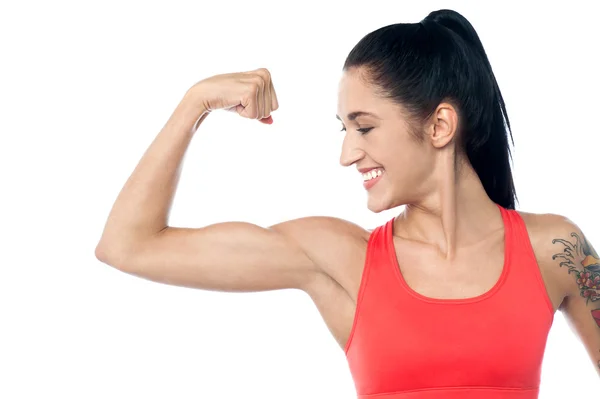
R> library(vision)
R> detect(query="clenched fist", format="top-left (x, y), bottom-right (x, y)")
top-left (189, 68), bottom-right (279, 124)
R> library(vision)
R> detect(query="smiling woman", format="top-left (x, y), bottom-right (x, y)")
top-left (93, 6), bottom-right (599, 399)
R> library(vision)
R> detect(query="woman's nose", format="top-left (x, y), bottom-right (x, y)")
top-left (340, 145), bottom-right (365, 168)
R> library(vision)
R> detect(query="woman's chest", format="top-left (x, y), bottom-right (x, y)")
top-left (390, 230), bottom-right (565, 313)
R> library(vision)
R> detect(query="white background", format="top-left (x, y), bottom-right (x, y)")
top-left (1, 0), bottom-right (599, 398)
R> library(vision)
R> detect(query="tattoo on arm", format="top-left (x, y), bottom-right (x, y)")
top-left (552, 232), bottom-right (600, 370)
top-left (552, 232), bottom-right (600, 305)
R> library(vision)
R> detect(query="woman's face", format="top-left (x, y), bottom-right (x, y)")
top-left (337, 68), bottom-right (437, 213)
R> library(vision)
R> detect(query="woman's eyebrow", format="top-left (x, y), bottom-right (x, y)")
top-left (335, 111), bottom-right (380, 121)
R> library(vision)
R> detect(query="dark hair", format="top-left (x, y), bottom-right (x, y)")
top-left (343, 9), bottom-right (517, 209)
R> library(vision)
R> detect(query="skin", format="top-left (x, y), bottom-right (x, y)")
top-left (336, 67), bottom-right (600, 374)
top-left (96, 66), bottom-right (600, 377)
top-left (337, 67), bottom-right (503, 261)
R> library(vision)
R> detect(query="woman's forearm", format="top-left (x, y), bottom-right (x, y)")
top-left (95, 89), bottom-right (209, 260)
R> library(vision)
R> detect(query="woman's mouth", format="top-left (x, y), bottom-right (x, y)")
top-left (362, 168), bottom-right (383, 190)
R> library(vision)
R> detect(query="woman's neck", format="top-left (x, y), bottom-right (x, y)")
top-left (396, 152), bottom-right (501, 261)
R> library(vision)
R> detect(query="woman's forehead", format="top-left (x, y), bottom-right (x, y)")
top-left (338, 91), bottom-right (399, 124)
top-left (337, 69), bottom-right (372, 96)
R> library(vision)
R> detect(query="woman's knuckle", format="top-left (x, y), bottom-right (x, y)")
top-left (253, 75), bottom-right (265, 87)
top-left (247, 81), bottom-right (260, 92)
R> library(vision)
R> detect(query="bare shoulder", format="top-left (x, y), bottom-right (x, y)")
top-left (271, 216), bottom-right (371, 285)
top-left (517, 210), bottom-right (579, 242)
top-left (517, 210), bottom-right (587, 254)
top-left (518, 210), bottom-right (597, 302)
top-left (271, 216), bottom-right (370, 240)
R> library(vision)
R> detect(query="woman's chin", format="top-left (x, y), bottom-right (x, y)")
top-left (367, 192), bottom-right (406, 213)
top-left (366, 195), bottom-right (389, 213)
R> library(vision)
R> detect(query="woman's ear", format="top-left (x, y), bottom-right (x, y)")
top-left (429, 102), bottom-right (458, 149)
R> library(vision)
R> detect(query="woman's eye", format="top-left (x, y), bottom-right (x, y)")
top-left (339, 127), bottom-right (373, 135)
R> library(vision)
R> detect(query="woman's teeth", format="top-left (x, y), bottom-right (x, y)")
top-left (362, 169), bottom-right (383, 181)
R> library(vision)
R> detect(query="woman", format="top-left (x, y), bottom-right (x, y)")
top-left (95, 8), bottom-right (600, 398)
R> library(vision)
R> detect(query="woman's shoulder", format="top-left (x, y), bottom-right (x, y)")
top-left (277, 216), bottom-right (372, 295)
top-left (281, 216), bottom-right (371, 242)
top-left (516, 209), bottom-right (595, 297)
top-left (516, 209), bottom-right (580, 237)
top-left (516, 209), bottom-right (584, 253)
top-left (274, 215), bottom-right (371, 267)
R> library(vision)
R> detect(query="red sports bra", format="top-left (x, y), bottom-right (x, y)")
top-left (345, 204), bottom-right (555, 398)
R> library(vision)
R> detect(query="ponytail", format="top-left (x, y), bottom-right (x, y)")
top-left (344, 9), bottom-right (517, 209)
